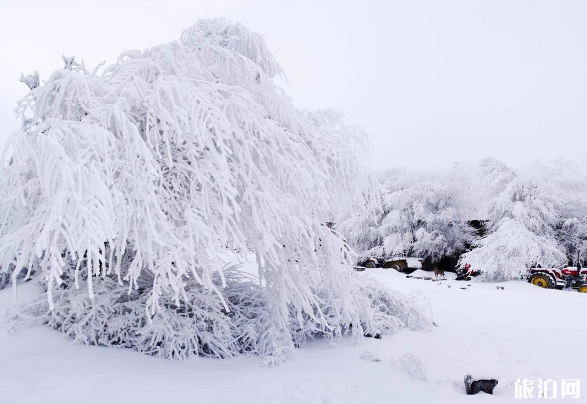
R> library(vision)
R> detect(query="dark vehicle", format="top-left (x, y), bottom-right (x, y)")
top-left (383, 257), bottom-right (423, 274)
top-left (358, 257), bottom-right (382, 268)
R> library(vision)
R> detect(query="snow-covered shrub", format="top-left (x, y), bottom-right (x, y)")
top-left (356, 277), bottom-right (433, 334)
top-left (7, 266), bottom-right (294, 362)
top-left (7, 267), bottom-right (432, 364)
top-left (1, 18), bottom-right (429, 363)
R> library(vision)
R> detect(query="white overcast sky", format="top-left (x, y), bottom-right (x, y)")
top-left (1, 0), bottom-right (586, 170)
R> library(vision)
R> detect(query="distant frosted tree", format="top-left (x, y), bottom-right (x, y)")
top-left (550, 160), bottom-right (587, 264)
top-left (556, 217), bottom-right (587, 264)
top-left (0, 19), bottom-right (430, 363)
top-left (339, 167), bottom-right (475, 262)
top-left (459, 159), bottom-right (569, 280)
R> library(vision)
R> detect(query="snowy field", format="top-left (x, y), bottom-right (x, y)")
top-left (1, 267), bottom-right (584, 404)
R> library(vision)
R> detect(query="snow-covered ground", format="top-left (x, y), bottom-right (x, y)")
top-left (1, 268), bottom-right (584, 403)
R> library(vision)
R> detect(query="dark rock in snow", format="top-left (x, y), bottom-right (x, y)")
top-left (464, 374), bottom-right (498, 395)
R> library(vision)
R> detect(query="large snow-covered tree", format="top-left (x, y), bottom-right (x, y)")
top-left (0, 19), bottom-right (430, 363)
top-left (339, 167), bottom-right (475, 263)
top-left (459, 158), bottom-right (574, 280)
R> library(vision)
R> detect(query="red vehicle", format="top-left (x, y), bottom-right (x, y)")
top-left (527, 265), bottom-right (587, 293)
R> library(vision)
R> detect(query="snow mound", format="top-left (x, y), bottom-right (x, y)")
top-left (392, 353), bottom-right (427, 381)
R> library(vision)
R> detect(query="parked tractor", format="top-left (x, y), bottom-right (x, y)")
top-left (527, 265), bottom-right (587, 293)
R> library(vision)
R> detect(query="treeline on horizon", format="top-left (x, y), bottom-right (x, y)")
top-left (338, 157), bottom-right (587, 281)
